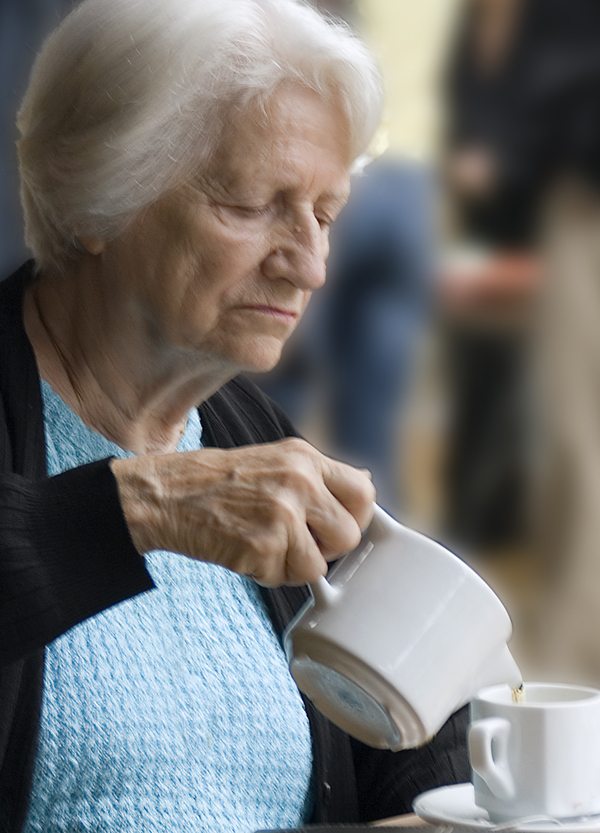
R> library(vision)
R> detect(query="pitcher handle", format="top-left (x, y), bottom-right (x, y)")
top-left (310, 576), bottom-right (340, 608)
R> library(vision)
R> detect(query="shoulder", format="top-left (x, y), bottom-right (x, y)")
top-left (200, 375), bottom-right (299, 448)
top-left (0, 261), bottom-right (39, 399)
top-left (0, 262), bottom-right (45, 477)
top-left (0, 261), bottom-right (35, 327)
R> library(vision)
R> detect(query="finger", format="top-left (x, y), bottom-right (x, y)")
top-left (305, 494), bottom-right (363, 559)
top-left (319, 456), bottom-right (376, 530)
top-left (247, 507), bottom-right (327, 588)
top-left (282, 516), bottom-right (329, 586)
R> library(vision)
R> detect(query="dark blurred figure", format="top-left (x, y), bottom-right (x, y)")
top-left (441, 0), bottom-right (600, 555)
top-left (440, 0), bottom-right (542, 552)
top-left (442, 0), bottom-right (600, 678)
top-left (519, 1), bottom-right (600, 682)
top-left (257, 0), bottom-right (436, 513)
top-left (1, 0), bottom-right (73, 277)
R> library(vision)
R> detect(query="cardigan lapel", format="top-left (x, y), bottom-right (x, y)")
top-left (0, 263), bottom-right (46, 480)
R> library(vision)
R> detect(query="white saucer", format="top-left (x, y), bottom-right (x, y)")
top-left (413, 784), bottom-right (600, 832)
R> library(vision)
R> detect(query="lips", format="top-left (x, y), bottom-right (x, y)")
top-left (239, 304), bottom-right (299, 319)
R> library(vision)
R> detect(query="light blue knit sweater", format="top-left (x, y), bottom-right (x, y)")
top-left (23, 381), bottom-right (314, 833)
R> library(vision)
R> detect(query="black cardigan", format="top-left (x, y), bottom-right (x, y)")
top-left (0, 262), bottom-right (469, 833)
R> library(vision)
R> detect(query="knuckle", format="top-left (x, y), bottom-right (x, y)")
top-left (280, 437), bottom-right (307, 458)
top-left (283, 437), bottom-right (318, 467)
top-left (284, 436), bottom-right (309, 453)
top-left (269, 493), bottom-right (298, 525)
top-left (286, 466), bottom-right (315, 495)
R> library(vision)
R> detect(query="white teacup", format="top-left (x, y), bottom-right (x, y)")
top-left (469, 682), bottom-right (600, 822)
top-left (284, 505), bottom-right (521, 751)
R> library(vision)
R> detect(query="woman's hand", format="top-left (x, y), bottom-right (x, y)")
top-left (110, 438), bottom-right (375, 586)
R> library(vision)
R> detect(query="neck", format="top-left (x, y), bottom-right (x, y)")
top-left (23, 263), bottom-right (234, 454)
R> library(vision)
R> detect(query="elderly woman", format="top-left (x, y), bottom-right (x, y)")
top-left (0, 0), bottom-right (469, 831)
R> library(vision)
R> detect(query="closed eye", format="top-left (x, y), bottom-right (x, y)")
top-left (316, 215), bottom-right (333, 230)
top-left (234, 204), bottom-right (272, 217)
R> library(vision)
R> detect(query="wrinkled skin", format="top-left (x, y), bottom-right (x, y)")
top-left (113, 438), bottom-right (375, 586)
top-left (26, 84), bottom-right (375, 584)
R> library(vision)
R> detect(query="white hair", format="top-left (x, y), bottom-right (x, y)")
top-left (17, 0), bottom-right (382, 272)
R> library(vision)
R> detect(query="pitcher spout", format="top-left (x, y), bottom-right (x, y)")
top-left (470, 644), bottom-right (523, 698)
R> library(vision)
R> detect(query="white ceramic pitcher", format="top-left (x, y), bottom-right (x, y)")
top-left (283, 504), bottom-right (522, 750)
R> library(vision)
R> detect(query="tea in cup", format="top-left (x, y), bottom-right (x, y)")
top-left (469, 682), bottom-right (600, 822)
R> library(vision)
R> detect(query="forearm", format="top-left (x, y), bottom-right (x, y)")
top-left (0, 459), bottom-right (153, 666)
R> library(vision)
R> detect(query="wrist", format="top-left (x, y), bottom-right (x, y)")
top-left (110, 456), bottom-right (161, 555)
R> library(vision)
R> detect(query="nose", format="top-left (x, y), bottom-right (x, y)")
top-left (262, 215), bottom-right (328, 290)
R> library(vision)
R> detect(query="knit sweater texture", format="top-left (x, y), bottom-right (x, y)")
top-left (22, 385), bottom-right (313, 833)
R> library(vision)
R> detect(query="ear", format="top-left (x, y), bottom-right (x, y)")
top-left (77, 236), bottom-right (106, 255)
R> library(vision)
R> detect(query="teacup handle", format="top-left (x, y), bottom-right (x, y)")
top-left (469, 717), bottom-right (515, 800)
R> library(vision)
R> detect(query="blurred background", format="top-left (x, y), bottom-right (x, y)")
top-left (4, 0), bottom-right (600, 686)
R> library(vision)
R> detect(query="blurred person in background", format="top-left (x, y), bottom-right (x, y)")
top-left (0, 1), bottom-right (470, 831)
top-left (258, 0), bottom-right (437, 513)
top-left (440, 0), bottom-right (541, 554)
top-left (519, 0), bottom-right (600, 684)
top-left (442, 0), bottom-right (600, 683)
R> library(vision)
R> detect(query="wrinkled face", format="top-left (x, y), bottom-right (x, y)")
top-left (105, 84), bottom-right (352, 374)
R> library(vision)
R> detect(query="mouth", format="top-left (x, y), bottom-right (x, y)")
top-left (238, 304), bottom-right (299, 322)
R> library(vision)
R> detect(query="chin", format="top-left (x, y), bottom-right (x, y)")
top-left (223, 335), bottom-right (286, 374)
top-left (247, 343), bottom-right (288, 373)
top-left (243, 350), bottom-right (284, 374)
